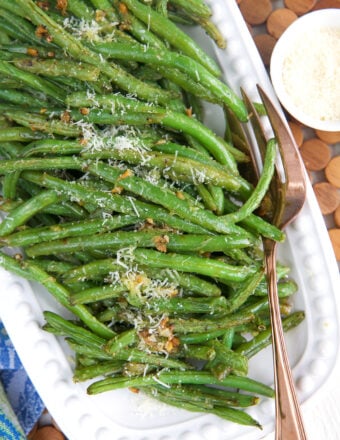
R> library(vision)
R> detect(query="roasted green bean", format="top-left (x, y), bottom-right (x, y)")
top-left (0, 0), bottom-right (305, 429)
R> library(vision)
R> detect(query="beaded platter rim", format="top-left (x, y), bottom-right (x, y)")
top-left (1, 1), bottom-right (340, 439)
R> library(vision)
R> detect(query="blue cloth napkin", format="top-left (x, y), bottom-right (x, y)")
top-left (0, 321), bottom-right (45, 437)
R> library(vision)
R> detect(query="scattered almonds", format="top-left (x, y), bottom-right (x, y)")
top-left (288, 121), bottom-right (304, 147)
top-left (266, 8), bottom-right (298, 39)
top-left (253, 34), bottom-right (277, 66)
top-left (325, 156), bottom-right (340, 188)
top-left (313, 182), bottom-right (340, 215)
top-left (284, 0), bottom-right (317, 15)
top-left (27, 423), bottom-right (38, 439)
top-left (29, 425), bottom-right (65, 440)
top-left (315, 130), bottom-right (340, 144)
top-left (312, 0), bottom-right (340, 10)
top-left (299, 138), bottom-right (331, 171)
top-left (334, 205), bottom-right (340, 227)
top-left (238, 0), bottom-right (273, 25)
top-left (328, 229), bottom-right (340, 260)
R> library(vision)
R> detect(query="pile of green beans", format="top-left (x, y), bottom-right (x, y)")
top-left (0, 0), bottom-right (304, 429)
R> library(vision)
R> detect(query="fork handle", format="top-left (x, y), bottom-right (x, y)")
top-left (264, 239), bottom-right (308, 440)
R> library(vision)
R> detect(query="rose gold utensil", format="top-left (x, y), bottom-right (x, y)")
top-left (242, 85), bottom-right (308, 440)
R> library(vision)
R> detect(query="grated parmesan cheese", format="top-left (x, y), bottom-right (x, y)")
top-left (281, 27), bottom-right (340, 121)
top-left (62, 16), bottom-right (118, 43)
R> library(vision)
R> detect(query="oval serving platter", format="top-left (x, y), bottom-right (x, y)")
top-left (1, 1), bottom-right (340, 439)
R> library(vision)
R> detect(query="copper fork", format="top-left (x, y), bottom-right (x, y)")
top-left (242, 85), bottom-right (308, 440)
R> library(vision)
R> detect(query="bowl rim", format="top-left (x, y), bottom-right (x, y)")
top-left (270, 8), bottom-right (340, 132)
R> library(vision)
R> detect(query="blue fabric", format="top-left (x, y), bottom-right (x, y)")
top-left (0, 409), bottom-right (25, 440)
top-left (0, 321), bottom-right (45, 436)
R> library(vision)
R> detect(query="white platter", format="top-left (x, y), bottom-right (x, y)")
top-left (1, 1), bottom-right (340, 439)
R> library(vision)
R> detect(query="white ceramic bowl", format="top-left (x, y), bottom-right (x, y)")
top-left (270, 9), bottom-right (340, 131)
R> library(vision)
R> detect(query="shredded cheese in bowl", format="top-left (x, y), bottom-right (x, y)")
top-left (270, 9), bottom-right (340, 131)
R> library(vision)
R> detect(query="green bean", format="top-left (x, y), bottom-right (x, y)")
top-left (113, 0), bottom-right (166, 48)
top-left (0, 89), bottom-right (45, 108)
top-left (143, 296), bottom-right (229, 315)
top-left (90, 41), bottom-right (241, 113)
top-left (223, 139), bottom-right (277, 224)
top-left (150, 142), bottom-right (251, 200)
top-left (43, 311), bottom-right (107, 347)
top-left (111, 174), bottom-right (253, 237)
top-left (61, 259), bottom-right (132, 284)
top-left (117, 0), bottom-right (221, 78)
top-left (81, 148), bottom-right (245, 191)
top-left (0, 215), bottom-right (139, 247)
top-left (0, 190), bottom-right (59, 237)
top-left (204, 340), bottom-right (248, 379)
top-left (132, 248), bottom-right (258, 284)
top-left (2, 111), bottom-right (82, 137)
top-left (170, 310), bottom-right (255, 334)
top-left (24, 230), bottom-right (253, 258)
top-left (0, 127), bottom-right (49, 143)
top-left (64, 0), bottom-right (95, 20)
top-left (0, 50), bottom-right (25, 61)
top-left (89, 0), bottom-right (118, 19)
top-left (20, 139), bottom-right (83, 157)
top-left (153, 0), bottom-right (168, 16)
top-left (87, 370), bottom-right (275, 397)
top-left (69, 284), bottom-right (127, 305)
top-left (66, 339), bottom-right (113, 360)
top-left (235, 311), bottom-right (305, 358)
top-left (238, 296), bottom-right (269, 315)
top-left (0, 115), bottom-right (11, 128)
top-left (196, 184), bottom-right (219, 212)
top-left (0, 60), bottom-right (65, 103)
top-left (35, 260), bottom-right (76, 275)
top-left (168, 1), bottom-right (226, 49)
top-left (0, 199), bottom-right (26, 213)
top-left (19, 178), bottom-right (91, 220)
top-left (177, 344), bottom-right (216, 361)
top-left (0, 252), bottom-right (114, 339)
top-left (156, 66), bottom-right (218, 103)
top-left (113, 348), bottom-right (192, 370)
top-left (208, 184), bottom-right (225, 215)
top-left (227, 269), bottom-right (264, 313)
top-left (142, 386), bottom-right (261, 427)
top-left (12, 0), bottom-right (176, 106)
top-left (223, 196), bottom-right (285, 242)
top-left (104, 329), bottom-right (138, 354)
top-left (0, 0), bottom-right (28, 17)
top-left (66, 92), bottom-right (247, 167)
top-left (73, 360), bottom-right (125, 382)
top-left (0, 43), bottom-right (62, 59)
top-left (0, 1), bottom-right (304, 428)
top-left (167, 10), bottom-right (196, 25)
top-left (21, 170), bottom-right (215, 234)
top-left (69, 340), bottom-right (190, 369)
top-left (0, 28), bottom-right (10, 44)
top-left (221, 328), bottom-right (235, 349)
top-left (254, 279), bottom-right (298, 298)
top-left (2, 171), bottom-right (21, 200)
top-left (169, 0), bottom-right (212, 18)
top-left (151, 383), bottom-right (259, 408)
top-left (0, 8), bottom-right (51, 47)
top-left (0, 156), bottom-right (84, 174)
top-left (179, 329), bottom-right (227, 345)
top-left (152, 143), bottom-right (228, 214)
top-left (198, 17), bottom-right (227, 49)
top-left (13, 58), bottom-right (101, 82)
top-left (62, 260), bottom-right (222, 297)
